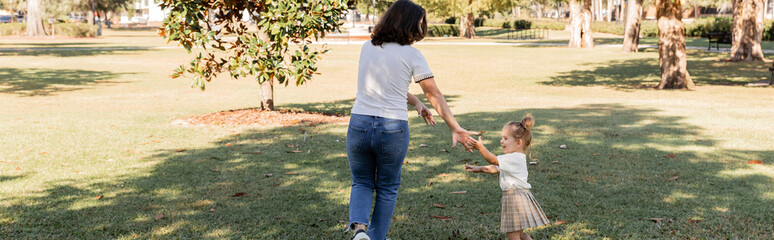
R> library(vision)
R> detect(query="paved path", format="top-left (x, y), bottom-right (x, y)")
top-left (3, 42), bottom-right (774, 54)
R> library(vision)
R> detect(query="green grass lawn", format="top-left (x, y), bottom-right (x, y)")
top-left (1, 30), bottom-right (773, 239)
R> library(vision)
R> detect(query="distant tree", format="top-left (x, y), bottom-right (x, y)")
top-left (730, 0), bottom-right (765, 61)
top-left (622, 0), bottom-right (643, 52)
top-left (417, 0), bottom-right (500, 38)
top-left (656, 0), bottom-right (695, 89)
top-left (159, 0), bottom-right (347, 111)
top-left (26, 0), bottom-right (46, 37)
top-left (569, 0), bottom-right (593, 48)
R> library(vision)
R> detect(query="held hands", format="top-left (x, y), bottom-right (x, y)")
top-left (452, 128), bottom-right (481, 152)
top-left (413, 103), bottom-right (436, 126)
top-left (464, 164), bottom-right (479, 173)
top-left (465, 136), bottom-right (485, 151)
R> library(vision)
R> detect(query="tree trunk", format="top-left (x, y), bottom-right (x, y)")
top-left (25, 0), bottom-right (46, 37)
top-left (731, 0), bottom-right (765, 61)
top-left (581, 0), bottom-right (594, 47)
top-left (622, 0), bottom-right (643, 52)
top-left (461, 11), bottom-right (476, 38)
top-left (260, 79), bottom-right (275, 110)
top-left (88, 0), bottom-right (95, 25)
top-left (607, 0), bottom-right (614, 21)
top-left (657, 0), bottom-right (695, 89)
top-left (570, 0), bottom-right (583, 47)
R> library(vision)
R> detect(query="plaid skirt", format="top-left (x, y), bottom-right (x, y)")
top-left (500, 188), bottom-right (550, 233)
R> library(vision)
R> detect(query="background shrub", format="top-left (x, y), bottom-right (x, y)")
top-left (428, 24), bottom-right (459, 37)
top-left (0, 23), bottom-right (98, 37)
top-left (513, 19), bottom-right (531, 30)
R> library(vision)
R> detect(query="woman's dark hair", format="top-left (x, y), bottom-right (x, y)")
top-left (370, 0), bottom-right (427, 46)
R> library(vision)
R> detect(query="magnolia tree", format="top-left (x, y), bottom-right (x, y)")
top-left (159, 0), bottom-right (348, 110)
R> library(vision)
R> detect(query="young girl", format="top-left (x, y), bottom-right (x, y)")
top-left (465, 115), bottom-right (549, 240)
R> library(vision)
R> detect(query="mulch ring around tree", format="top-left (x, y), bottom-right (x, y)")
top-left (172, 108), bottom-right (348, 127)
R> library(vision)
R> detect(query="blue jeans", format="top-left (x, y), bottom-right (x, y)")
top-left (347, 114), bottom-right (410, 240)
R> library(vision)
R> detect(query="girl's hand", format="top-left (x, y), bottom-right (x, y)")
top-left (466, 136), bottom-right (485, 151)
top-left (464, 164), bottom-right (478, 172)
top-left (414, 103), bottom-right (436, 125)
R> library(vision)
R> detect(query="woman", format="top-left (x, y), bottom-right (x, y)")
top-left (346, 1), bottom-right (477, 239)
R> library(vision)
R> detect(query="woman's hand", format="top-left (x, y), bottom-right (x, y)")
top-left (414, 103), bottom-right (436, 125)
top-left (452, 128), bottom-right (480, 152)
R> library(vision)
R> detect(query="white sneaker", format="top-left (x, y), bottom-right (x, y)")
top-left (351, 229), bottom-right (369, 240)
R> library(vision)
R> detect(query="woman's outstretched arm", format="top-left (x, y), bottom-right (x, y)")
top-left (418, 78), bottom-right (478, 152)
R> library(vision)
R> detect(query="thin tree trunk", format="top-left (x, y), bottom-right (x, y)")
top-left (570, 0), bottom-right (583, 47)
top-left (607, 0), bottom-right (614, 21)
top-left (618, 1), bottom-right (624, 22)
top-left (657, 0), bottom-right (695, 89)
top-left (88, 0), bottom-right (95, 25)
top-left (256, 29), bottom-right (276, 110)
top-left (623, 0), bottom-right (643, 52)
top-left (731, 0), bottom-right (765, 61)
top-left (25, 0), bottom-right (46, 37)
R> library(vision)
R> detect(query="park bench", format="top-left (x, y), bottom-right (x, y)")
top-left (706, 32), bottom-right (732, 50)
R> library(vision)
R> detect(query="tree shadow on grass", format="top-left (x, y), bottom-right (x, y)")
top-left (0, 68), bottom-right (132, 97)
top-left (541, 49), bottom-right (770, 89)
top-left (0, 104), bottom-right (772, 239)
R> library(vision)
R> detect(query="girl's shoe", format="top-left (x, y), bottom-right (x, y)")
top-left (351, 229), bottom-right (369, 240)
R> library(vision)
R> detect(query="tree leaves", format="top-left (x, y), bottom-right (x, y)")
top-left (747, 160), bottom-right (764, 164)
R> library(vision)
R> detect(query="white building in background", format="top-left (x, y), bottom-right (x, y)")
top-left (118, 0), bottom-right (167, 25)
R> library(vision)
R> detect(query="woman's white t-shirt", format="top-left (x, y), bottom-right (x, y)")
top-left (495, 152), bottom-right (532, 191)
top-left (351, 41), bottom-right (434, 121)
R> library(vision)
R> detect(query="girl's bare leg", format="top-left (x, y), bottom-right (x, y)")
top-left (507, 230), bottom-right (523, 240)
top-left (520, 231), bottom-right (533, 240)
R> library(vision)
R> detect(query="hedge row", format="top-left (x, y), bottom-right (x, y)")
top-left (444, 17), bottom-right (567, 30)
top-left (0, 23), bottom-right (99, 37)
top-left (428, 24), bottom-right (459, 37)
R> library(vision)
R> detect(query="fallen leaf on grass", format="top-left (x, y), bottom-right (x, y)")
top-left (432, 215), bottom-right (455, 220)
top-left (274, 216), bottom-right (281, 219)
top-left (747, 160), bottom-right (764, 164)
top-left (285, 144), bottom-right (295, 148)
top-left (39, 152), bottom-right (47, 155)
top-left (555, 220), bottom-right (567, 224)
top-left (176, 149), bottom-right (186, 152)
top-left (433, 203), bottom-right (446, 208)
top-left (688, 218), bottom-right (702, 223)
top-left (529, 161), bottom-right (538, 165)
top-left (440, 148), bottom-right (448, 152)
top-left (592, 153), bottom-right (600, 156)
top-left (96, 195), bottom-right (103, 200)
top-left (552, 161), bottom-right (560, 164)
top-left (574, 202), bottom-right (580, 207)
top-left (427, 182), bottom-right (433, 187)
top-left (439, 173), bottom-right (449, 177)
top-left (264, 174), bottom-right (273, 177)
top-left (649, 218), bottom-right (664, 223)
top-left (287, 150), bottom-right (303, 153)
top-left (232, 192), bottom-right (247, 197)
top-left (668, 176), bottom-right (679, 181)
top-left (225, 143), bottom-right (232, 147)
top-left (665, 154), bottom-right (676, 158)
top-left (284, 172), bottom-right (298, 175)
top-left (338, 220), bottom-right (346, 223)
top-left (209, 208), bottom-right (215, 212)
top-left (15, 166), bottom-right (21, 171)
top-left (450, 191), bottom-right (467, 194)
top-left (403, 161), bottom-right (409, 164)
top-left (559, 144), bottom-right (567, 149)
top-left (155, 213), bottom-right (165, 220)
top-left (455, 204), bottom-right (463, 208)
top-left (419, 144), bottom-right (428, 147)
